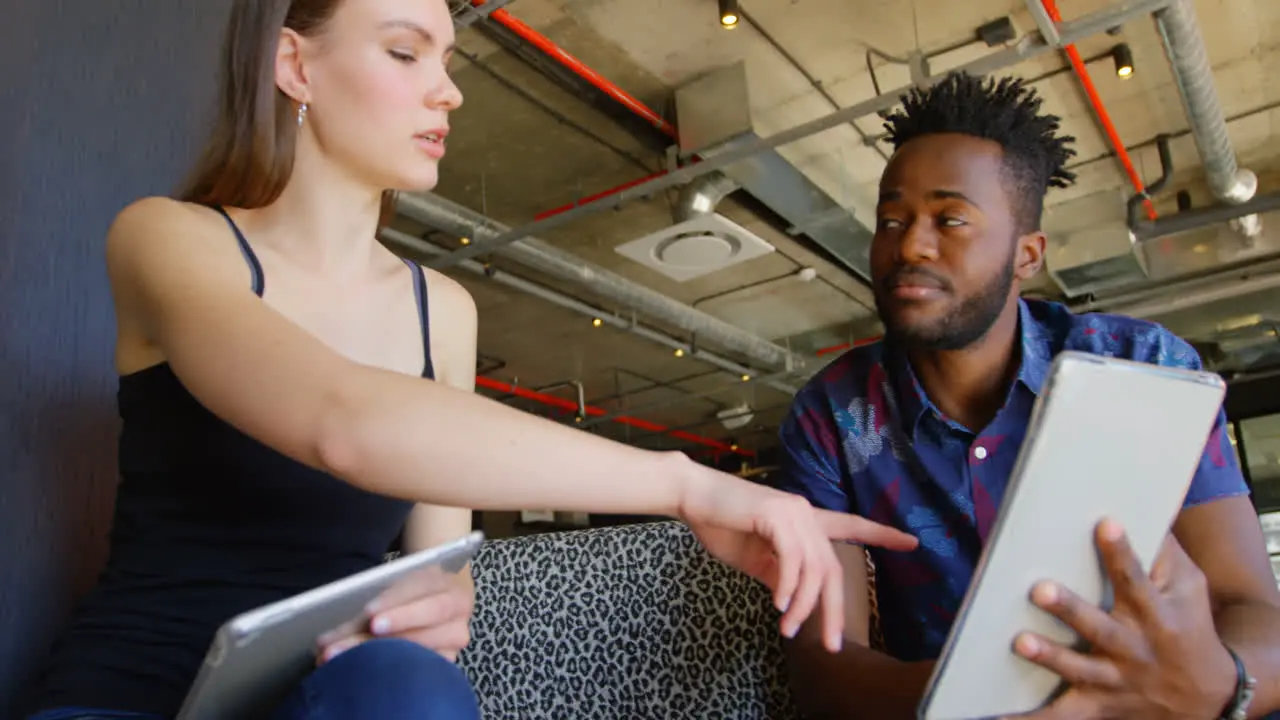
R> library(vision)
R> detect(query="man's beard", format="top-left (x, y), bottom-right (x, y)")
top-left (877, 256), bottom-right (1016, 352)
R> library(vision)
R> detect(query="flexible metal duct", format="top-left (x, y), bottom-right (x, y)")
top-left (395, 192), bottom-right (807, 371)
top-left (1154, 0), bottom-right (1261, 235)
top-left (673, 173), bottom-right (739, 223)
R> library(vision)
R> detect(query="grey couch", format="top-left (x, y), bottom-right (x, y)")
top-left (456, 521), bottom-right (803, 719)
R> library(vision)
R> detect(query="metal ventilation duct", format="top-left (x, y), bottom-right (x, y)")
top-left (674, 62), bottom-right (876, 283)
top-left (1154, 0), bottom-right (1261, 236)
top-left (674, 173), bottom-right (740, 222)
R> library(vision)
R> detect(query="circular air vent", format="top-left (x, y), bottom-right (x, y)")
top-left (653, 232), bottom-right (742, 269)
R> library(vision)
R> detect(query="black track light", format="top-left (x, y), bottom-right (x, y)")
top-left (718, 0), bottom-right (739, 28)
top-left (1112, 43), bottom-right (1135, 78)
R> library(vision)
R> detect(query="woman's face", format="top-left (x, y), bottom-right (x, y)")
top-left (282, 0), bottom-right (462, 192)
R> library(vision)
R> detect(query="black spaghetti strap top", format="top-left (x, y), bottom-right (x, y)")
top-left (32, 207), bottom-right (433, 716)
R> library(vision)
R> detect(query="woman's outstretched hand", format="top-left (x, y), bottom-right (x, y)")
top-left (677, 469), bottom-right (917, 653)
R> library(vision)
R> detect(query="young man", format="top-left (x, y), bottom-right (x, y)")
top-left (777, 72), bottom-right (1280, 719)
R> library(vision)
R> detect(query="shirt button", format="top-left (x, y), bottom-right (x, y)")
top-left (973, 446), bottom-right (988, 460)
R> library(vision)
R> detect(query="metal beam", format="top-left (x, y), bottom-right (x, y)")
top-left (423, 0), bottom-right (1174, 269)
top-left (451, 0), bottom-right (514, 29)
top-left (379, 228), bottom-right (802, 396)
top-left (1106, 270), bottom-right (1280, 320)
top-left (1025, 0), bottom-right (1063, 48)
top-left (1132, 191), bottom-right (1280, 241)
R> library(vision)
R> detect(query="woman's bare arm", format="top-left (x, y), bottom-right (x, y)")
top-left (401, 269), bottom-right (478, 554)
top-left (107, 197), bottom-right (689, 514)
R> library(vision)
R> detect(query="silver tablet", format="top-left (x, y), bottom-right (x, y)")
top-left (917, 351), bottom-right (1227, 720)
top-left (176, 530), bottom-right (484, 720)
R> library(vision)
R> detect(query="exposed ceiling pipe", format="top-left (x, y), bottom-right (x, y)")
top-left (815, 335), bottom-right (884, 357)
top-left (1040, 0), bottom-right (1156, 221)
top-left (396, 192), bottom-right (807, 371)
top-left (1153, 0), bottom-right (1261, 237)
top-left (379, 226), bottom-right (801, 396)
top-left (535, 169), bottom-right (671, 220)
top-left (468, 0), bottom-right (676, 138)
top-left (1127, 134), bottom-right (1174, 229)
top-left (673, 172), bottom-right (739, 223)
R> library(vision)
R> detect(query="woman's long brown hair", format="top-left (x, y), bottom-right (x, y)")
top-left (178, 0), bottom-right (397, 226)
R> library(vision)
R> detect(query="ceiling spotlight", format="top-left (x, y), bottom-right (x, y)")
top-left (718, 0), bottom-right (739, 28)
top-left (1112, 43), bottom-right (1134, 78)
top-left (674, 348), bottom-right (685, 358)
top-left (591, 317), bottom-right (603, 328)
top-left (459, 236), bottom-right (471, 245)
top-left (740, 374), bottom-right (751, 382)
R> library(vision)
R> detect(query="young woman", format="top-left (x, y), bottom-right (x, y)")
top-left (26, 0), bottom-right (917, 718)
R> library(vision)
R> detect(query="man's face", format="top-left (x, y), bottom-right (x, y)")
top-left (870, 133), bottom-right (1045, 351)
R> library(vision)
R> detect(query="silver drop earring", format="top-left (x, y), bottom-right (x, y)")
top-left (297, 102), bottom-right (308, 128)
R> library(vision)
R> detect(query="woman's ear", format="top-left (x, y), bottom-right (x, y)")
top-left (275, 28), bottom-right (310, 104)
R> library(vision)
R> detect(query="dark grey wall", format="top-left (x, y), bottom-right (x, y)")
top-left (0, 1), bottom-right (229, 714)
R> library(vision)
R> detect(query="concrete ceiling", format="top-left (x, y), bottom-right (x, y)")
top-left (384, 0), bottom-right (1280, 460)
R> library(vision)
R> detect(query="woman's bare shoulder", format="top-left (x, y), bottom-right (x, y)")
top-left (106, 197), bottom-right (244, 281)
top-left (109, 196), bottom-right (223, 245)
top-left (418, 266), bottom-right (477, 323)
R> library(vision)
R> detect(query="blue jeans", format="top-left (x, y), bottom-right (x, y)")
top-left (29, 638), bottom-right (480, 720)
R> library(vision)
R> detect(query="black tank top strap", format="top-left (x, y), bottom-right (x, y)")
top-left (210, 205), bottom-right (265, 297)
top-left (402, 258), bottom-right (435, 379)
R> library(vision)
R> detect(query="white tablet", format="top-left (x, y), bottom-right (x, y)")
top-left (917, 351), bottom-right (1227, 720)
top-left (176, 530), bottom-right (484, 720)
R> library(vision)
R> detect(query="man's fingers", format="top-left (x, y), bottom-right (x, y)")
top-left (1013, 632), bottom-right (1125, 689)
top-left (1029, 581), bottom-right (1140, 659)
top-left (815, 509), bottom-right (918, 551)
top-left (1095, 519), bottom-right (1159, 619)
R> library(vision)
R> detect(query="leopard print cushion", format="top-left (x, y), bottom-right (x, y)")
top-left (456, 521), bottom-right (802, 719)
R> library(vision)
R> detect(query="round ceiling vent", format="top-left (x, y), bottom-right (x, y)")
top-left (653, 232), bottom-right (741, 269)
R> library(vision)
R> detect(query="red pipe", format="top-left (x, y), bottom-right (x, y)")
top-left (534, 169), bottom-right (670, 220)
top-left (475, 376), bottom-right (754, 457)
top-left (473, 1), bottom-right (676, 138)
top-left (816, 335), bottom-right (883, 357)
top-left (1041, 0), bottom-right (1155, 221)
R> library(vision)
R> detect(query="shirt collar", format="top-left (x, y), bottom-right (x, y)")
top-left (886, 298), bottom-right (1054, 436)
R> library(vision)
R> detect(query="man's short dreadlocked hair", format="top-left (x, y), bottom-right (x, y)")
top-left (882, 72), bottom-right (1077, 234)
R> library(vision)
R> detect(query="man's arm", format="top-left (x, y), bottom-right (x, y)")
top-left (1157, 333), bottom-right (1280, 714)
top-left (1173, 496), bottom-right (1280, 716)
top-left (784, 543), bottom-right (936, 720)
